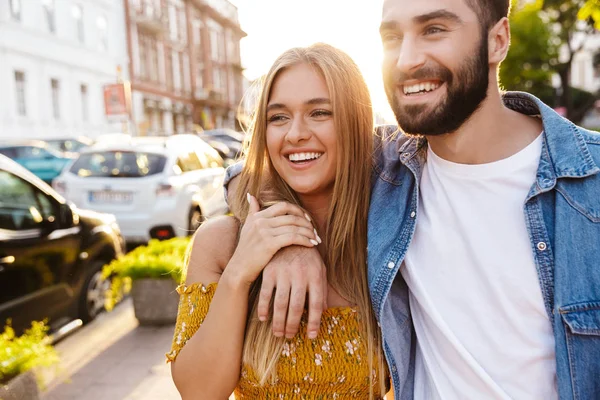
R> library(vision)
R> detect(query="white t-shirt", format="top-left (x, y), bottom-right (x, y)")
top-left (401, 134), bottom-right (558, 399)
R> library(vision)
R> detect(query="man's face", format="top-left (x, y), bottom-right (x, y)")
top-left (381, 0), bottom-right (490, 136)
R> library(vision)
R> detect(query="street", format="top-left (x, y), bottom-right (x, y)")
top-left (40, 299), bottom-right (180, 400)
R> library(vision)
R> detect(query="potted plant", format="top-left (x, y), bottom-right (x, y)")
top-left (103, 237), bottom-right (190, 326)
top-left (0, 321), bottom-right (59, 400)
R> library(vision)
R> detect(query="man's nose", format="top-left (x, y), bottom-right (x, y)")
top-left (395, 37), bottom-right (426, 75)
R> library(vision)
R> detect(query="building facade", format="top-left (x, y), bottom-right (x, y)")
top-left (124, 0), bottom-right (246, 136)
top-left (0, 0), bottom-right (129, 140)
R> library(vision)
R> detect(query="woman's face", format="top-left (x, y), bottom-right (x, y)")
top-left (266, 63), bottom-right (337, 198)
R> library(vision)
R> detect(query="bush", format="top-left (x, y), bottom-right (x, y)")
top-left (0, 320), bottom-right (59, 385)
top-left (102, 237), bottom-right (191, 310)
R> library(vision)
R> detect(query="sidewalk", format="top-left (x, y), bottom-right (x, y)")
top-left (41, 299), bottom-right (180, 400)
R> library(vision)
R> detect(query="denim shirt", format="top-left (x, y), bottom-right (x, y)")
top-left (224, 92), bottom-right (600, 399)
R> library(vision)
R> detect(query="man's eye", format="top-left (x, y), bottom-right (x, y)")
top-left (382, 33), bottom-right (401, 43)
top-left (425, 27), bottom-right (444, 35)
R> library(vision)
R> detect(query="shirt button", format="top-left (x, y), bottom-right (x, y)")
top-left (387, 261), bottom-right (395, 269)
top-left (410, 211), bottom-right (416, 218)
top-left (537, 242), bottom-right (547, 251)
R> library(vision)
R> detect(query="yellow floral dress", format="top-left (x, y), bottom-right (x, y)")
top-left (166, 282), bottom-right (385, 399)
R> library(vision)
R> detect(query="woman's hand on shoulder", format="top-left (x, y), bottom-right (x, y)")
top-left (225, 194), bottom-right (319, 286)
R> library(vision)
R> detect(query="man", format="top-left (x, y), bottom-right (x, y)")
top-left (226, 0), bottom-right (600, 398)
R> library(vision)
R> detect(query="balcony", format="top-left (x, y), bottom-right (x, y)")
top-left (191, 0), bottom-right (243, 30)
top-left (131, 0), bottom-right (168, 34)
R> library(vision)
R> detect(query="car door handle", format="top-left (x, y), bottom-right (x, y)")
top-left (0, 256), bottom-right (15, 265)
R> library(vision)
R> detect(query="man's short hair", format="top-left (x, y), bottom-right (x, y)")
top-left (465, 0), bottom-right (511, 30)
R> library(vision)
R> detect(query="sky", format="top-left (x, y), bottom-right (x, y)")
top-left (228, 0), bottom-right (395, 122)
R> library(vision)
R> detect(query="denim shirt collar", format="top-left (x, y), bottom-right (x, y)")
top-left (396, 91), bottom-right (600, 188)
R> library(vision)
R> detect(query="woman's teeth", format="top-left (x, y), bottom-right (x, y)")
top-left (288, 152), bottom-right (323, 162)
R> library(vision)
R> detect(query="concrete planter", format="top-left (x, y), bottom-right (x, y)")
top-left (131, 278), bottom-right (179, 326)
top-left (0, 370), bottom-right (39, 400)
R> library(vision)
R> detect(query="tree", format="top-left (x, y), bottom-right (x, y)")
top-left (501, 0), bottom-right (599, 123)
top-left (500, 0), bottom-right (558, 105)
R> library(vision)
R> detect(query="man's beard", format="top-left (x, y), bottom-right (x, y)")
top-left (384, 37), bottom-right (490, 136)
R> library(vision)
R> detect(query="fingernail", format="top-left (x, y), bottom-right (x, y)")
top-left (246, 193), bottom-right (251, 204)
top-left (304, 213), bottom-right (311, 222)
top-left (308, 331), bottom-right (317, 339)
top-left (273, 331), bottom-right (283, 337)
top-left (310, 239), bottom-right (319, 246)
top-left (258, 315), bottom-right (266, 322)
top-left (314, 228), bottom-right (322, 244)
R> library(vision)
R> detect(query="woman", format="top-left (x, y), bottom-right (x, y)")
top-left (167, 43), bottom-right (388, 399)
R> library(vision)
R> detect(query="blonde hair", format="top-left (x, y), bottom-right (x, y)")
top-left (233, 43), bottom-right (386, 397)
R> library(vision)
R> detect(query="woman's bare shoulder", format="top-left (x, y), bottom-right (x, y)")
top-left (185, 216), bottom-right (240, 284)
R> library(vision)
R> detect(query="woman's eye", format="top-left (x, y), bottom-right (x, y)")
top-left (311, 110), bottom-right (332, 118)
top-left (268, 114), bottom-right (287, 123)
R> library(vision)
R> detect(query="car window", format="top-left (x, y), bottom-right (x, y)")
top-left (69, 151), bottom-right (167, 177)
top-left (0, 171), bottom-right (50, 231)
top-left (0, 147), bottom-right (18, 159)
top-left (17, 146), bottom-right (41, 159)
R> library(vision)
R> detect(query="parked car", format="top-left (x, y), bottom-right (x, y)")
top-left (0, 155), bottom-right (125, 334)
top-left (202, 128), bottom-right (245, 144)
top-left (0, 141), bottom-right (75, 184)
top-left (53, 134), bottom-right (229, 243)
top-left (200, 130), bottom-right (244, 161)
top-left (44, 136), bottom-right (94, 156)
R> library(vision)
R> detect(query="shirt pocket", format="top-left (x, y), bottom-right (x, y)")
top-left (559, 302), bottom-right (600, 399)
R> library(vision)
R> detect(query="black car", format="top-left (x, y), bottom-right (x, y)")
top-left (0, 154), bottom-right (125, 333)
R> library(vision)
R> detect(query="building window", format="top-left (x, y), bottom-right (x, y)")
top-left (14, 71), bottom-right (26, 116)
top-left (149, 40), bottom-right (159, 82)
top-left (139, 35), bottom-right (148, 80)
top-left (51, 79), bottom-right (60, 120)
top-left (80, 84), bottom-right (88, 121)
top-left (182, 53), bottom-right (191, 93)
top-left (97, 16), bottom-right (108, 51)
top-left (9, 0), bottom-right (21, 21)
top-left (42, 0), bottom-right (55, 33)
top-left (172, 50), bottom-right (181, 90)
top-left (72, 5), bottom-right (84, 44)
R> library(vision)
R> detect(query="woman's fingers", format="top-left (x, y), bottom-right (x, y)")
top-left (259, 201), bottom-right (311, 220)
top-left (271, 225), bottom-right (317, 244)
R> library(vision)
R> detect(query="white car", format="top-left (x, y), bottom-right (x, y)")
top-left (53, 134), bottom-right (228, 243)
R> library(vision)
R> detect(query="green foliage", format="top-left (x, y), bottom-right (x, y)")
top-left (102, 237), bottom-right (191, 310)
top-left (0, 320), bottom-right (59, 385)
top-left (500, 0), bottom-right (558, 95)
top-left (501, 0), bottom-right (599, 122)
top-left (579, 0), bottom-right (600, 28)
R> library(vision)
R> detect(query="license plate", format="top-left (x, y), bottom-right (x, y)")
top-left (89, 191), bottom-right (133, 204)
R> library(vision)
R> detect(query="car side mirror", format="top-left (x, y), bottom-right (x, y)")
top-left (58, 203), bottom-right (75, 228)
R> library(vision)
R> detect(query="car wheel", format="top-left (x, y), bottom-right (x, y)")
top-left (188, 207), bottom-right (203, 234)
top-left (79, 261), bottom-right (111, 324)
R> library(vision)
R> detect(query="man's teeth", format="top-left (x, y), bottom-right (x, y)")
top-left (288, 152), bottom-right (323, 162)
top-left (403, 82), bottom-right (441, 95)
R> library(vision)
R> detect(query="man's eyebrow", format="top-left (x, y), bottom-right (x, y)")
top-left (414, 10), bottom-right (463, 25)
top-left (379, 20), bottom-right (397, 33)
top-left (266, 98), bottom-right (330, 113)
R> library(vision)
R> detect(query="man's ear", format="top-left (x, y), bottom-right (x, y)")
top-left (488, 17), bottom-right (510, 65)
